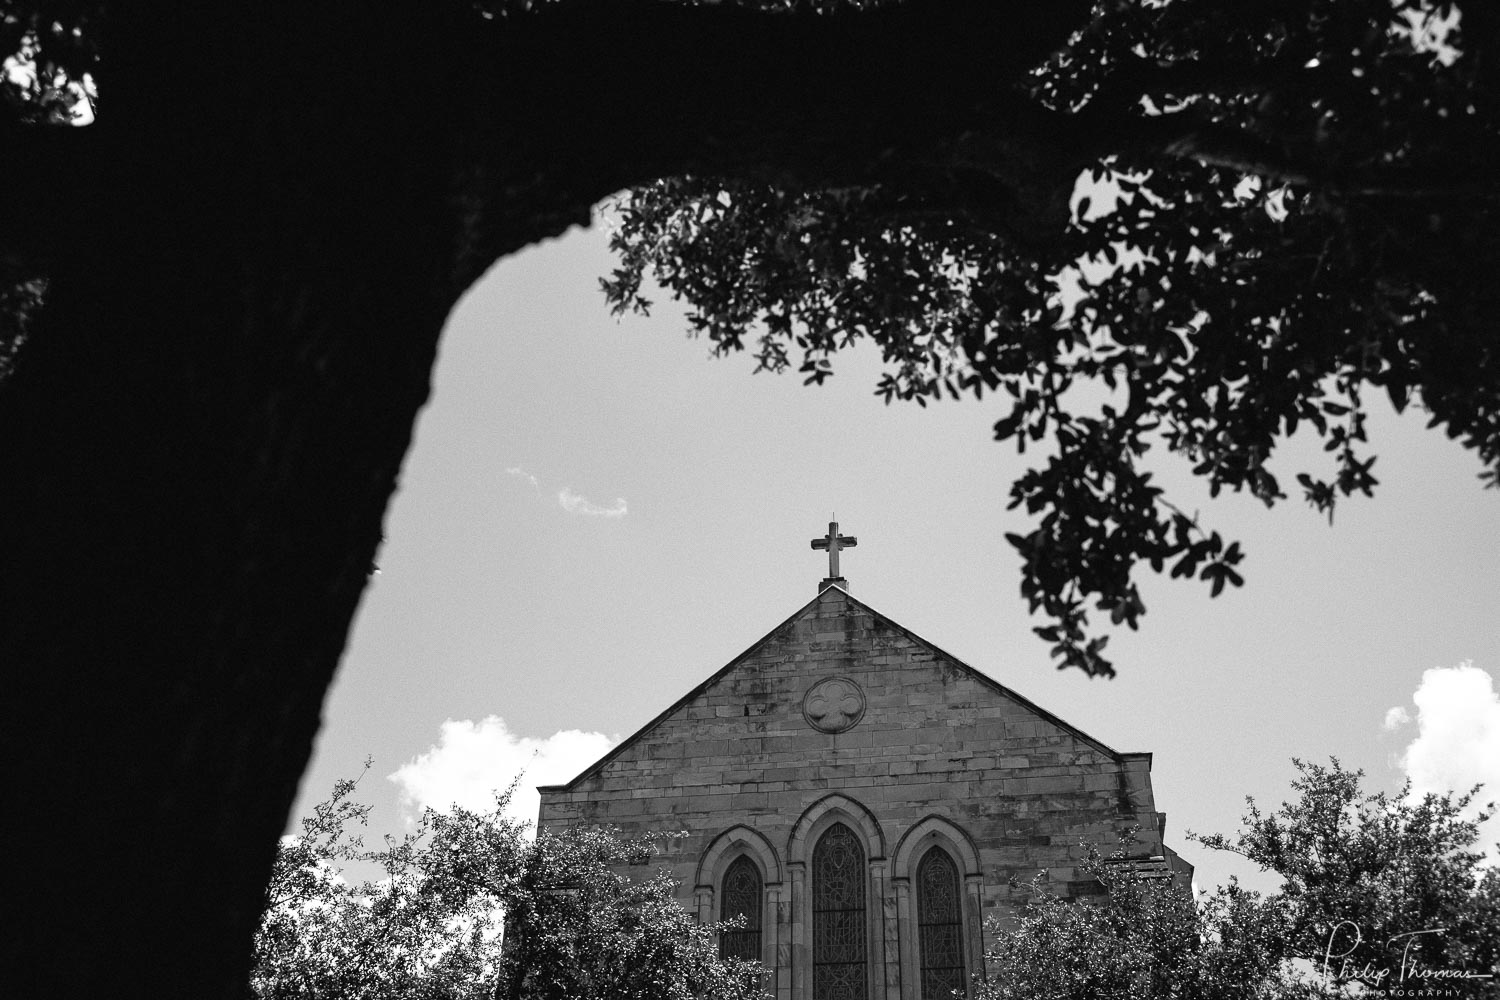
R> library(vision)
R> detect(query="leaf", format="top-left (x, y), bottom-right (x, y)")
top-left (1386, 380), bottom-right (1409, 414)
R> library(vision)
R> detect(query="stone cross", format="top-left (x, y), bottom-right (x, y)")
top-left (811, 520), bottom-right (857, 584)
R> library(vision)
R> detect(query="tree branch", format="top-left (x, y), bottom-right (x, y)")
top-left (446, 0), bottom-right (1097, 279)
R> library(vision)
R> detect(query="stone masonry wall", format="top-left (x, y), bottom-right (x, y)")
top-left (537, 587), bottom-right (1171, 1000)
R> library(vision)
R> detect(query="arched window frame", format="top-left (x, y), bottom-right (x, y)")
top-left (719, 854), bottom-right (764, 962)
top-left (914, 846), bottom-right (965, 999)
top-left (892, 816), bottom-right (984, 1000)
top-left (695, 826), bottom-right (781, 973)
top-left (811, 822), bottom-right (868, 1000)
top-left (787, 794), bottom-right (886, 1000)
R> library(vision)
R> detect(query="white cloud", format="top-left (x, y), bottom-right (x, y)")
top-left (503, 469), bottom-right (627, 518)
top-left (504, 466), bottom-right (540, 489)
top-left (389, 716), bottom-right (616, 832)
top-left (557, 487), bottom-right (628, 519)
top-left (1386, 661), bottom-right (1500, 861)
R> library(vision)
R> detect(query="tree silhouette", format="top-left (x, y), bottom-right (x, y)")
top-left (0, 1), bottom-right (1495, 996)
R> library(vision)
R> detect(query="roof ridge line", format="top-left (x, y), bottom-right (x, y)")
top-left (538, 587), bottom-right (1140, 793)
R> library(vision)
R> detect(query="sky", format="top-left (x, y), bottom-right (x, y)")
top-left (290, 206), bottom-right (1500, 895)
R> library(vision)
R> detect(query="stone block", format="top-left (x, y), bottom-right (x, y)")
top-left (1020, 775), bottom-right (1084, 795)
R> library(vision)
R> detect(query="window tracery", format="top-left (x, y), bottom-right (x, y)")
top-left (812, 822), bottom-right (866, 1000)
top-left (718, 854), bottom-right (762, 962)
top-left (916, 846), bottom-right (965, 999)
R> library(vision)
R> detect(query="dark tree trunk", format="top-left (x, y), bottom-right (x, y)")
top-left (0, 1), bottom-right (1089, 995)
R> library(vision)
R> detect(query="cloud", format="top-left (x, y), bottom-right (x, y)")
top-left (557, 487), bottom-right (628, 518)
top-left (503, 469), bottom-right (627, 518)
top-left (504, 466), bottom-right (540, 489)
top-left (389, 716), bottom-right (616, 832)
top-left (1386, 661), bottom-right (1500, 861)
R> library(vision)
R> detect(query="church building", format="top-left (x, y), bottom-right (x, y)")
top-left (537, 522), bottom-right (1191, 1000)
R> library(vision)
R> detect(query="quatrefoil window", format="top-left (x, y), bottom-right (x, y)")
top-left (802, 677), bottom-right (866, 734)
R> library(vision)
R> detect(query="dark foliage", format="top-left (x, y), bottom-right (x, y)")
top-left (605, 0), bottom-right (1500, 676)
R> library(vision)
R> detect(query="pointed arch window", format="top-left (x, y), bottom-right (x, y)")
top-left (718, 855), bottom-right (762, 962)
top-left (812, 822), bottom-right (866, 1000)
top-left (916, 846), bottom-right (965, 999)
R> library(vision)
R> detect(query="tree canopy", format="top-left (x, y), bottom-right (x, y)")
top-left (1196, 759), bottom-right (1499, 995)
top-left (983, 854), bottom-right (1293, 1000)
top-left (981, 760), bottom-right (1498, 999)
top-left (262, 761), bottom-right (1498, 999)
top-left (603, 0), bottom-right (1500, 675)
top-left (253, 770), bottom-right (763, 1000)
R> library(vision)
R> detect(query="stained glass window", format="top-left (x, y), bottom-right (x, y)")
top-left (719, 855), bottom-right (763, 962)
top-left (813, 823), bottom-right (866, 1000)
top-left (917, 847), bottom-right (965, 999)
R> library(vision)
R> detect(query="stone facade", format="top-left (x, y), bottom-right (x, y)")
top-left (537, 586), bottom-right (1190, 1000)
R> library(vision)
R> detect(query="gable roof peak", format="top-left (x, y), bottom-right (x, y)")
top-left (538, 583), bottom-right (1140, 793)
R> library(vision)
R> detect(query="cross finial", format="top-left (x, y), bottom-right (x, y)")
top-left (810, 519), bottom-right (857, 592)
